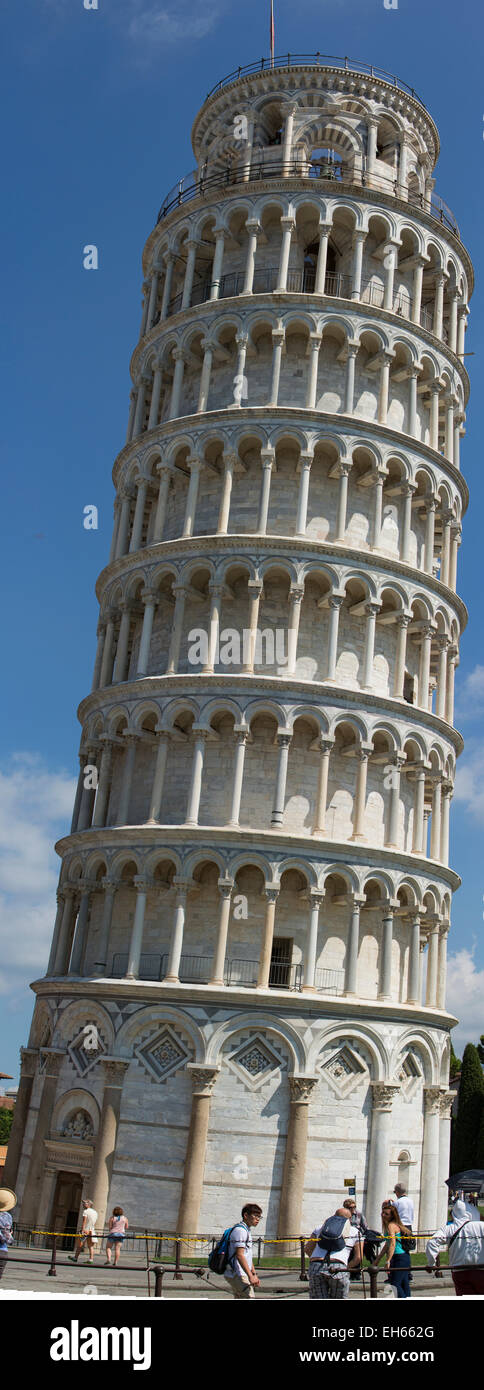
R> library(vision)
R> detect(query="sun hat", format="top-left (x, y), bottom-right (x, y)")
top-left (0, 1188), bottom-right (17, 1212)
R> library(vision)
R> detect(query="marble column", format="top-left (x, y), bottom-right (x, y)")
top-left (430, 778), bottom-right (442, 860)
top-left (277, 1077), bottom-right (319, 1243)
top-left (99, 613), bottom-right (117, 687)
top-left (345, 895), bottom-right (365, 995)
top-left (424, 498), bottom-right (437, 574)
top-left (445, 650), bottom-right (457, 724)
top-left (271, 734), bottom-right (291, 825)
top-left (217, 453), bottom-right (236, 534)
top-left (160, 252), bottom-right (175, 319)
top-left (412, 766), bottom-right (426, 853)
top-left (209, 229), bottom-right (226, 299)
top-left (407, 914), bottom-right (421, 1002)
top-left (169, 349), bottom-right (186, 419)
top-left (335, 464), bottom-right (351, 542)
top-left (209, 880), bottom-right (234, 985)
top-left (362, 604), bottom-right (380, 689)
top-left (19, 1049), bottom-right (65, 1230)
top-left (243, 581), bottom-right (263, 672)
top-left (152, 464), bottom-right (171, 542)
top-left (53, 887), bottom-right (77, 975)
top-left (429, 384), bottom-right (441, 450)
top-left (181, 239), bottom-right (199, 310)
top-left (203, 583), bottom-right (224, 674)
top-left (126, 877), bottom-right (150, 978)
top-left (325, 596), bottom-right (343, 680)
top-left (257, 451), bottom-right (275, 533)
top-left (68, 882), bottom-right (94, 975)
top-left (378, 352), bottom-right (393, 424)
top-left (400, 484), bottom-right (414, 563)
top-left (197, 339), bottom-right (214, 413)
top-left (419, 1088), bottom-right (443, 1233)
top-left (418, 624), bottom-right (433, 710)
top-left (47, 891), bottom-right (67, 973)
top-left (148, 366), bottom-right (163, 429)
top-left (115, 491), bottom-right (132, 558)
top-left (130, 477), bottom-right (148, 552)
top-left (378, 905), bottom-right (394, 1000)
top-left (365, 1083), bottom-right (401, 1228)
top-left (185, 730), bottom-right (208, 825)
top-left (314, 224), bottom-right (330, 293)
top-left (281, 104), bottom-right (297, 172)
top-left (94, 878), bottom-right (117, 975)
top-left (269, 329), bottom-right (285, 405)
top-left (303, 892), bottom-right (325, 991)
top-left (383, 245), bottom-right (397, 310)
top-left (295, 452), bottom-right (313, 535)
top-left (166, 585), bottom-right (187, 674)
top-left (89, 1058), bottom-right (130, 1231)
top-left (351, 231), bottom-right (366, 299)
top-left (117, 734), bottom-right (137, 826)
top-left (137, 589), bottom-right (157, 676)
top-left (433, 273), bottom-right (446, 338)
top-left (439, 785), bottom-right (452, 867)
top-left (182, 458), bottom-right (202, 537)
top-left (228, 730), bottom-right (248, 826)
top-left (164, 881), bottom-right (190, 982)
top-left (2, 1047), bottom-right (38, 1191)
top-left (287, 587), bottom-right (304, 675)
top-left (258, 886), bottom-right (279, 988)
top-left (305, 335), bottom-right (321, 409)
top-left (393, 616), bottom-right (410, 698)
top-left (312, 738), bottom-right (333, 834)
top-left (276, 217), bottom-right (295, 291)
top-left (425, 921), bottom-right (440, 1006)
top-left (385, 755), bottom-right (404, 847)
top-left (437, 924), bottom-right (449, 1009)
top-left (148, 730), bottom-right (171, 822)
top-left (177, 1066), bottom-right (220, 1240)
top-left (437, 1092), bottom-right (454, 1225)
top-left (344, 343), bottom-right (358, 414)
top-left (243, 221), bottom-right (260, 294)
top-left (133, 377), bottom-right (148, 437)
top-left (112, 602), bottom-right (132, 682)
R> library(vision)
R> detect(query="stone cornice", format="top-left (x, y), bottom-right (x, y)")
top-left (53, 822), bottom-right (461, 892)
top-left (130, 287), bottom-right (470, 400)
top-left (77, 671), bottom-right (465, 758)
top-left (111, 407), bottom-right (470, 512)
top-left (30, 975), bottom-right (458, 1031)
top-left (94, 528), bottom-right (468, 632)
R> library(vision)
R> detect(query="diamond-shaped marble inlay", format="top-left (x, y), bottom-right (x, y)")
top-left (321, 1045), bottom-right (367, 1098)
top-left (135, 1026), bottom-right (190, 1083)
top-left (67, 1024), bottom-right (106, 1077)
top-left (228, 1033), bottom-right (283, 1091)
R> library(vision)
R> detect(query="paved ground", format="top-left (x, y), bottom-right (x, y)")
top-left (0, 1250), bottom-right (456, 1299)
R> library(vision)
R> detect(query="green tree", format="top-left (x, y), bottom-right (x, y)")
top-left (477, 1035), bottom-right (484, 1065)
top-left (450, 1042), bottom-right (461, 1078)
top-left (451, 1044), bottom-right (484, 1172)
top-left (0, 1106), bottom-right (13, 1144)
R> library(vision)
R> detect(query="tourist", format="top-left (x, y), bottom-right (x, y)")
top-left (426, 1198), bottom-right (484, 1296)
top-left (373, 1201), bottom-right (412, 1297)
top-left (393, 1183), bottom-right (415, 1228)
top-left (68, 1197), bottom-right (99, 1264)
top-left (342, 1197), bottom-right (368, 1234)
top-left (305, 1208), bottom-right (363, 1300)
top-left (104, 1206), bottom-right (129, 1266)
top-left (0, 1187), bottom-right (16, 1280)
top-left (223, 1203), bottom-right (262, 1299)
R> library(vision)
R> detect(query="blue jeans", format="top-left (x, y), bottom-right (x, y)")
top-left (389, 1252), bottom-right (411, 1298)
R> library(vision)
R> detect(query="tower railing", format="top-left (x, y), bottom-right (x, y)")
top-left (205, 54), bottom-right (427, 105)
top-left (156, 159), bottom-right (459, 238)
top-left (109, 953), bottom-right (344, 994)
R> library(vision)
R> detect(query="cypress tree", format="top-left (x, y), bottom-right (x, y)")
top-left (451, 1043), bottom-right (484, 1172)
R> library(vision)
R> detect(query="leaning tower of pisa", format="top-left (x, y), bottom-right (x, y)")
top-left (9, 56), bottom-right (471, 1243)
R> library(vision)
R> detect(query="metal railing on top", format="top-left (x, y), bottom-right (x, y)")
top-left (156, 157), bottom-right (459, 239)
top-left (166, 266), bottom-right (353, 317)
top-left (109, 953), bottom-right (345, 994)
top-left (205, 54), bottom-right (427, 105)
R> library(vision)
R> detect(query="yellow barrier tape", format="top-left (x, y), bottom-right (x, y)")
top-left (29, 1228), bottom-right (433, 1242)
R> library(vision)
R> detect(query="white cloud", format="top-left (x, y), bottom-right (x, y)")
top-left (455, 663), bottom-right (484, 721)
top-left (453, 738), bottom-right (484, 824)
top-left (446, 947), bottom-right (484, 1054)
top-left (0, 754), bottom-right (75, 999)
top-left (126, 1), bottom-right (220, 43)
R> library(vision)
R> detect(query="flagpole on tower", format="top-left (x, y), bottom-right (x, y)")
top-left (270, 0), bottom-right (275, 68)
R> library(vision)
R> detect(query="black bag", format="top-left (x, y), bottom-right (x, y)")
top-left (208, 1222), bottom-right (248, 1275)
top-left (316, 1214), bottom-right (348, 1256)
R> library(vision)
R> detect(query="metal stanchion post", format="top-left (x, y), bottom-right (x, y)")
top-left (299, 1238), bottom-right (308, 1281)
top-left (368, 1264), bottom-right (378, 1298)
top-left (153, 1265), bottom-right (165, 1298)
top-left (48, 1234), bottom-right (57, 1277)
top-left (174, 1237), bottom-right (183, 1280)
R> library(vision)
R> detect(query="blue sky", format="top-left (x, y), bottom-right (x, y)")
top-left (1, 0), bottom-right (483, 1081)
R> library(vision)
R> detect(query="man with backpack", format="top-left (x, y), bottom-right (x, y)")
top-left (425, 1198), bottom-right (484, 1296)
top-left (305, 1207), bottom-right (364, 1299)
top-left (209, 1203), bottom-right (262, 1299)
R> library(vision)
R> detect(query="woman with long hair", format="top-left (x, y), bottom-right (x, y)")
top-left (374, 1201), bottom-right (412, 1298)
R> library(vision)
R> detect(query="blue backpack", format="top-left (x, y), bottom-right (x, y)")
top-left (208, 1222), bottom-right (249, 1275)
